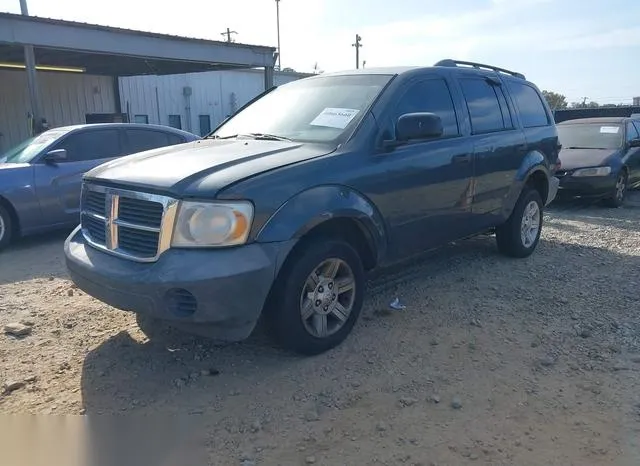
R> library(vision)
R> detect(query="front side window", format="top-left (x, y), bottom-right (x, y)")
top-left (56, 129), bottom-right (122, 162)
top-left (460, 78), bottom-right (506, 134)
top-left (213, 74), bottom-right (392, 143)
top-left (1, 129), bottom-right (71, 163)
top-left (392, 78), bottom-right (459, 137)
top-left (507, 81), bottom-right (550, 128)
top-left (557, 123), bottom-right (623, 150)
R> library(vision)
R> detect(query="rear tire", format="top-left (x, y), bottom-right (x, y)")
top-left (603, 170), bottom-right (627, 208)
top-left (496, 186), bottom-right (543, 258)
top-left (0, 203), bottom-right (13, 251)
top-left (266, 238), bottom-right (365, 355)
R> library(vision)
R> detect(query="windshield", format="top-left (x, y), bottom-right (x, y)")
top-left (558, 123), bottom-right (623, 150)
top-left (1, 129), bottom-right (70, 163)
top-left (212, 74), bottom-right (392, 143)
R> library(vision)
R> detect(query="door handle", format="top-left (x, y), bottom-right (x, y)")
top-left (452, 154), bottom-right (472, 164)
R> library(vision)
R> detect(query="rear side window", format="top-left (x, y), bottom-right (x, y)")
top-left (167, 133), bottom-right (186, 145)
top-left (459, 78), bottom-right (506, 134)
top-left (125, 129), bottom-right (171, 154)
top-left (506, 82), bottom-right (550, 128)
top-left (57, 129), bottom-right (122, 162)
top-left (626, 121), bottom-right (639, 142)
top-left (393, 78), bottom-right (459, 137)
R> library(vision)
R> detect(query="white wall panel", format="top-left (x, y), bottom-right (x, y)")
top-left (119, 69), bottom-right (310, 137)
top-left (0, 69), bottom-right (115, 151)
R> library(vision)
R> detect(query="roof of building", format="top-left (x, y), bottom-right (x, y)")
top-left (0, 12), bottom-right (276, 75)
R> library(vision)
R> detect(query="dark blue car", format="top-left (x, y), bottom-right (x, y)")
top-left (0, 123), bottom-right (199, 250)
top-left (65, 60), bottom-right (560, 355)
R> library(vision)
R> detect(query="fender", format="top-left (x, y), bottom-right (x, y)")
top-left (256, 185), bottom-right (388, 262)
top-left (501, 150), bottom-right (550, 217)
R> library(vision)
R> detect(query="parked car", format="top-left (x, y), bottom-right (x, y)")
top-left (555, 117), bottom-right (640, 206)
top-left (0, 123), bottom-right (199, 250)
top-left (64, 60), bottom-right (560, 355)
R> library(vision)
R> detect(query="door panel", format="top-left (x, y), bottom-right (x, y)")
top-left (457, 77), bottom-right (527, 217)
top-left (354, 75), bottom-right (474, 260)
top-left (625, 121), bottom-right (640, 185)
top-left (34, 128), bottom-right (124, 227)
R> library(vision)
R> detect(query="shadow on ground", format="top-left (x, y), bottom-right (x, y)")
top-left (0, 228), bottom-right (73, 285)
top-left (79, 224), bottom-right (640, 417)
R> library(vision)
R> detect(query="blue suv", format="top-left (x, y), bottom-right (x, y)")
top-left (65, 59), bottom-right (560, 355)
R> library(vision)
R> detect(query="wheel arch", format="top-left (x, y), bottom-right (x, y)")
top-left (0, 195), bottom-right (21, 237)
top-left (257, 185), bottom-right (387, 271)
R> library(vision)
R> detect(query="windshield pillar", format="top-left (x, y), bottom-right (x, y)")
top-left (264, 65), bottom-right (275, 91)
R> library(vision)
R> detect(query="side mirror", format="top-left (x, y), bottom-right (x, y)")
top-left (396, 112), bottom-right (443, 143)
top-left (629, 139), bottom-right (640, 148)
top-left (43, 149), bottom-right (67, 163)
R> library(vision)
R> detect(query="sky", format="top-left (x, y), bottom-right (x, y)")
top-left (1, 0), bottom-right (639, 105)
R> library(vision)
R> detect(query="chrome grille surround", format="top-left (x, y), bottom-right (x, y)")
top-left (80, 183), bottom-right (179, 263)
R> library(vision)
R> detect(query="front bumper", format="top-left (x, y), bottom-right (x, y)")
top-left (557, 173), bottom-right (616, 197)
top-left (64, 226), bottom-right (296, 341)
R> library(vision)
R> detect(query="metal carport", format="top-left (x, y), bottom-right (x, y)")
top-left (0, 12), bottom-right (276, 144)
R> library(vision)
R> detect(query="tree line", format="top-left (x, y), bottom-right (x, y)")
top-left (541, 90), bottom-right (631, 110)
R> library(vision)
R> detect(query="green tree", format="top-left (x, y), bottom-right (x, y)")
top-left (542, 90), bottom-right (568, 110)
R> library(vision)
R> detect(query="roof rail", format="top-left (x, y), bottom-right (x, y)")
top-left (434, 59), bottom-right (526, 80)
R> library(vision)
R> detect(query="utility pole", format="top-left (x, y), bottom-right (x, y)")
top-left (220, 28), bottom-right (238, 42)
top-left (581, 97), bottom-right (588, 107)
top-left (352, 34), bottom-right (362, 69)
top-left (19, 0), bottom-right (41, 135)
top-left (362, 60), bottom-right (366, 69)
top-left (275, 0), bottom-right (282, 70)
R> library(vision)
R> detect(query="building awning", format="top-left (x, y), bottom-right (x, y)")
top-left (0, 12), bottom-right (277, 76)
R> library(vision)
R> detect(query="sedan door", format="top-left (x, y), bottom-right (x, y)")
top-left (33, 128), bottom-right (125, 227)
top-left (624, 121), bottom-right (640, 186)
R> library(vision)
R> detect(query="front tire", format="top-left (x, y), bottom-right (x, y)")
top-left (603, 170), bottom-right (627, 208)
top-left (0, 204), bottom-right (13, 251)
top-left (266, 238), bottom-right (365, 355)
top-left (496, 187), bottom-right (543, 258)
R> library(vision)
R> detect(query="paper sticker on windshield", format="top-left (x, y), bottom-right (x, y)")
top-left (600, 126), bottom-right (619, 134)
top-left (310, 108), bottom-right (360, 129)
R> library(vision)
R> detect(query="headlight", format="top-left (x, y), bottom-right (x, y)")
top-left (171, 201), bottom-right (253, 247)
top-left (572, 166), bottom-right (612, 177)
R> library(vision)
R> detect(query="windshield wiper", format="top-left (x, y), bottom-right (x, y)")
top-left (207, 133), bottom-right (292, 142)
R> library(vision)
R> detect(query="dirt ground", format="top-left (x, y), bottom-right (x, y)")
top-left (1, 194), bottom-right (640, 466)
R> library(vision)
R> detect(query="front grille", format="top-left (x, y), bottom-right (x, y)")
top-left (80, 184), bottom-right (178, 262)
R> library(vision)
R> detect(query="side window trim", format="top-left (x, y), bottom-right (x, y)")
top-left (633, 121), bottom-right (640, 138)
top-left (626, 121), bottom-right (639, 142)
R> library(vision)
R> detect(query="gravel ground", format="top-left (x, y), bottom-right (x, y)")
top-left (1, 193), bottom-right (640, 466)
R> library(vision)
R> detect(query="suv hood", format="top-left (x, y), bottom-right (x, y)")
top-left (559, 148), bottom-right (618, 170)
top-left (85, 139), bottom-right (335, 196)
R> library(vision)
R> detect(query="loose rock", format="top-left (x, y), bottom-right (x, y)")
top-left (430, 394), bottom-right (441, 404)
top-left (305, 456), bottom-right (316, 464)
top-left (3, 380), bottom-right (26, 393)
top-left (451, 397), bottom-right (462, 410)
top-left (376, 421), bottom-right (388, 432)
top-left (398, 396), bottom-right (418, 407)
top-left (4, 323), bottom-right (32, 337)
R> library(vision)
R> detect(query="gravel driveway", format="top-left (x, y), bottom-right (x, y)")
top-left (1, 193), bottom-right (639, 466)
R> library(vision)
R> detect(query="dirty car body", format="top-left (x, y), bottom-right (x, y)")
top-left (65, 60), bottom-right (560, 354)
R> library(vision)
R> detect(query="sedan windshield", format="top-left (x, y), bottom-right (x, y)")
top-left (558, 123), bottom-right (623, 150)
top-left (212, 74), bottom-right (393, 143)
top-left (0, 129), bottom-right (70, 163)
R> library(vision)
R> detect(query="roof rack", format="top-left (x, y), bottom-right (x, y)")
top-left (434, 59), bottom-right (526, 80)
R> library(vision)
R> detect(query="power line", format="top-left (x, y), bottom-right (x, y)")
top-left (352, 34), bottom-right (363, 69)
top-left (220, 28), bottom-right (238, 42)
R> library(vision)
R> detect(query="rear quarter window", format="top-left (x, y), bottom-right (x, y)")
top-left (506, 81), bottom-right (550, 128)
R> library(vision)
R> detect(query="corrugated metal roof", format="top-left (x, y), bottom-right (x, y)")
top-left (0, 12), bottom-right (275, 52)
